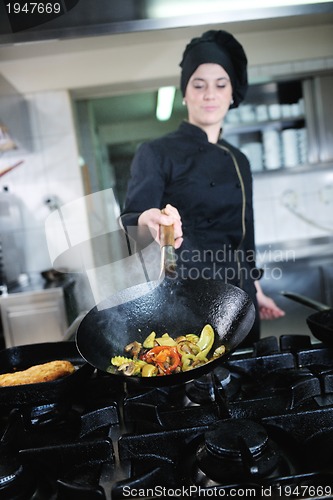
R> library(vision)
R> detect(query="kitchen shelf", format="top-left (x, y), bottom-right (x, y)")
top-left (223, 116), bottom-right (305, 136)
top-left (252, 160), bottom-right (333, 177)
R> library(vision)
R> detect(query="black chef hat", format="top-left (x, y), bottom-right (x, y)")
top-left (179, 30), bottom-right (248, 108)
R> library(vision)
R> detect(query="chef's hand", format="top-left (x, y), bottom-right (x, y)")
top-left (255, 281), bottom-right (285, 320)
top-left (138, 204), bottom-right (183, 249)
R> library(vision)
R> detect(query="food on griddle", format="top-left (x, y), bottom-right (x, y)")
top-left (0, 360), bottom-right (75, 387)
top-left (110, 324), bottom-right (225, 377)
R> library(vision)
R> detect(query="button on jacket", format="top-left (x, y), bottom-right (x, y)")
top-left (121, 121), bottom-right (257, 300)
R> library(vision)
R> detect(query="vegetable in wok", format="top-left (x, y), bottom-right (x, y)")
top-left (109, 324), bottom-right (225, 377)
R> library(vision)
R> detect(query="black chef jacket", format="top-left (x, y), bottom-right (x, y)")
top-left (121, 121), bottom-right (259, 307)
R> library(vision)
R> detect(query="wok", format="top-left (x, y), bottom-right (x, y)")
top-left (281, 291), bottom-right (333, 346)
top-left (76, 224), bottom-right (255, 386)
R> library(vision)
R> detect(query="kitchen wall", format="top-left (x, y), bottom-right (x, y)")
top-left (253, 167), bottom-right (333, 257)
top-left (0, 90), bottom-right (84, 275)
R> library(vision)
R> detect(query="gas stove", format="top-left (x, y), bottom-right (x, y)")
top-left (1, 335), bottom-right (333, 499)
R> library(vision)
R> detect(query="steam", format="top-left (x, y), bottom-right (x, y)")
top-left (44, 188), bottom-right (162, 308)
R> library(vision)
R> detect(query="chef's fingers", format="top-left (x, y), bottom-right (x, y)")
top-left (138, 208), bottom-right (160, 225)
top-left (173, 235), bottom-right (184, 249)
top-left (160, 205), bottom-right (182, 225)
top-left (138, 208), bottom-right (183, 248)
top-left (259, 306), bottom-right (285, 320)
top-left (138, 208), bottom-right (163, 242)
top-left (163, 204), bottom-right (182, 220)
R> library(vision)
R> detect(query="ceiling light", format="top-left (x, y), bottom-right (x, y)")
top-left (156, 86), bottom-right (176, 121)
top-left (148, 0), bottom-right (333, 18)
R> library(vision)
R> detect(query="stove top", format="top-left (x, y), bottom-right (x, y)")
top-left (1, 335), bottom-right (333, 499)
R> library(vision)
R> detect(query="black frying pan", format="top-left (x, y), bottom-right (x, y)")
top-left (0, 342), bottom-right (94, 408)
top-left (76, 226), bottom-right (255, 387)
top-left (281, 291), bottom-right (333, 346)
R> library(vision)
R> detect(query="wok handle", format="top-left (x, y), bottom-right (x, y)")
top-left (159, 224), bottom-right (176, 278)
top-left (280, 291), bottom-right (331, 312)
top-left (160, 224), bottom-right (175, 248)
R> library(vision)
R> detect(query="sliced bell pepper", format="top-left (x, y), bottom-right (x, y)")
top-left (143, 331), bottom-right (156, 348)
top-left (141, 345), bottom-right (181, 375)
top-left (195, 324), bottom-right (214, 357)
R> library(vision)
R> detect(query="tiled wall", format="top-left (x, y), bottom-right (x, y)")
top-left (0, 90), bottom-right (84, 275)
top-left (253, 167), bottom-right (333, 257)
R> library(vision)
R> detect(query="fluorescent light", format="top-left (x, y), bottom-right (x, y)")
top-left (148, 0), bottom-right (333, 18)
top-left (156, 86), bottom-right (176, 121)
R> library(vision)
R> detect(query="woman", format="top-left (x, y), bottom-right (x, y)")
top-left (120, 30), bottom-right (284, 346)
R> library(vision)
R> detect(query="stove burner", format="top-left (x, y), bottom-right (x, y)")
top-left (0, 399), bottom-right (115, 499)
top-left (194, 419), bottom-right (281, 485)
top-left (186, 374), bottom-right (213, 405)
top-left (28, 402), bottom-right (72, 427)
top-left (0, 464), bottom-right (56, 500)
top-left (185, 367), bottom-right (241, 405)
top-left (205, 419), bottom-right (268, 458)
top-left (2, 336), bottom-right (333, 497)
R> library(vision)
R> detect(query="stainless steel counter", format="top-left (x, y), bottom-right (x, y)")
top-left (258, 241), bottom-right (333, 340)
top-left (0, 273), bottom-right (78, 348)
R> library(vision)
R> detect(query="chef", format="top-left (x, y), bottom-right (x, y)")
top-left (120, 29), bottom-right (284, 346)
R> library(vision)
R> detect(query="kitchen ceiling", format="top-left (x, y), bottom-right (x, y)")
top-left (0, 0), bottom-right (332, 44)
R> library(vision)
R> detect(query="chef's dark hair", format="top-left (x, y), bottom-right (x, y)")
top-left (179, 30), bottom-right (248, 108)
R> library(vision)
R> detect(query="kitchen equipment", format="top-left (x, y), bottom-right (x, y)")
top-left (281, 128), bottom-right (299, 167)
top-left (256, 103), bottom-right (269, 121)
top-left (0, 287), bottom-right (69, 347)
top-left (41, 268), bottom-right (65, 283)
top-left (0, 160), bottom-right (23, 177)
top-left (0, 341), bottom-right (94, 407)
top-left (281, 291), bottom-right (333, 345)
top-left (0, 126), bottom-right (16, 152)
top-left (76, 225), bottom-right (255, 386)
top-left (240, 142), bottom-right (263, 172)
top-left (0, 187), bottom-right (26, 285)
top-left (239, 104), bottom-right (256, 123)
top-left (268, 103), bottom-right (281, 120)
top-left (2, 334), bottom-right (333, 498)
top-left (297, 127), bottom-right (308, 164)
top-left (262, 129), bottom-right (282, 169)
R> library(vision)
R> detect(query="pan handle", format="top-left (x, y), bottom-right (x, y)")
top-left (159, 224), bottom-right (177, 278)
top-left (280, 291), bottom-right (331, 312)
top-left (160, 224), bottom-right (175, 248)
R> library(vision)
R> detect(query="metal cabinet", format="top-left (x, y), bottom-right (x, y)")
top-left (223, 80), bottom-right (307, 172)
top-left (224, 75), bottom-right (333, 174)
top-left (303, 73), bottom-right (333, 165)
top-left (0, 288), bottom-right (68, 347)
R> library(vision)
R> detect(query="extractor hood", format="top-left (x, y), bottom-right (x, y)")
top-left (0, 0), bottom-right (332, 45)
